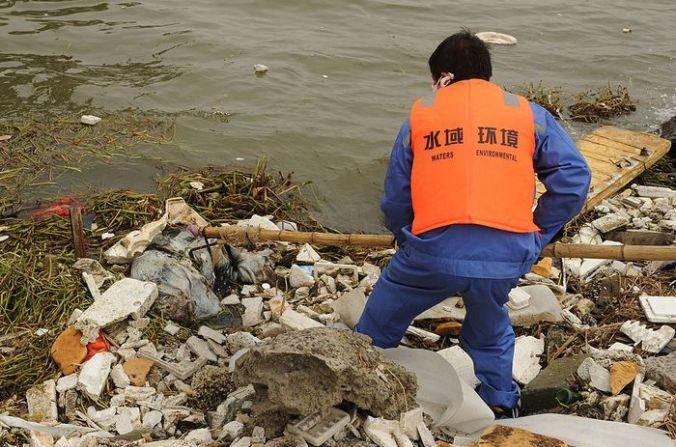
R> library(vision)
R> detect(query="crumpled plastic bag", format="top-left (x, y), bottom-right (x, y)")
top-left (130, 250), bottom-right (220, 322)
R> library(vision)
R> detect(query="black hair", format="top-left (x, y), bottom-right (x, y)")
top-left (428, 29), bottom-right (492, 82)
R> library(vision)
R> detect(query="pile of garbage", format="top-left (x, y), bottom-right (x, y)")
top-left (1, 179), bottom-right (674, 446)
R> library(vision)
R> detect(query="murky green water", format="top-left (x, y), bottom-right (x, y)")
top-left (2, 0), bottom-right (675, 230)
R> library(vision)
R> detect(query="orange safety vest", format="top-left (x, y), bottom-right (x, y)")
top-left (409, 79), bottom-right (539, 235)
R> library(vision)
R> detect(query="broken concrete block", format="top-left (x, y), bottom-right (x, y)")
top-left (279, 309), bottom-right (324, 331)
top-left (115, 413), bottom-right (134, 435)
top-left (232, 437), bottom-right (252, 447)
top-left (509, 285), bottom-right (563, 327)
top-left (644, 351), bottom-right (676, 393)
top-left (241, 297), bottom-right (265, 328)
top-left (29, 431), bottom-right (54, 447)
top-left (363, 416), bottom-right (413, 447)
top-left (142, 410), bottom-right (163, 429)
top-left (287, 408), bottom-right (351, 446)
top-left (234, 328), bottom-right (416, 419)
top-left (75, 278), bottom-right (158, 336)
top-left (27, 380), bottom-right (57, 422)
top-left (577, 358), bottom-right (611, 393)
top-left (627, 373), bottom-right (645, 424)
top-left (522, 354), bottom-right (588, 412)
top-left (104, 214), bottom-right (168, 264)
top-left (50, 327), bottom-right (87, 375)
top-left (163, 322), bottom-right (181, 336)
top-left (78, 352), bottom-right (115, 398)
top-left (513, 336), bottom-right (544, 385)
top-left (56, 375), bottom-right (78, 393)
top-left (399, 407), bottom-right (423, 440)
top-left (636, 408), bottom-right (668, 427)
top-left (639, 295), bottom-right (676, 324)
top-left (405, 326), bottom-right (440, 343)
top-left (633, 185), bottom-right (675, 199)
top-left (207, 339), bottom-right (228, 358)
top-left (123, 357), bottom-right (155, 386)
top-left (608, 342), bottom-right (634, 353)
top-left (227, 332), bottom-right (262, 352)
top-left (416, 422), bottom-right (436, 447)
top-left (198, 326), bottom-right (227, 344)
top-left (329, 289), bottom-right (366, 329)
top-left (591, 213), bottom-right (630, 233)
top-left (185, 428), bottom-right (213, 443)
top-left (289, 264), bottom-right (316, 288)
top-left (296, 243), bottom-right (321, 264)
top-left (186, 336), bottom-right (217, 362)
top-left (642, 325), bottom-right (675, 353)
top-left (221, 294), bottom-right (241, 306)
top-left (222, 420), bottom-right (245, 440)
top-left (609, 361), bottom-right (640, 395)
top-left (110, 364), bottom-right (131, 389)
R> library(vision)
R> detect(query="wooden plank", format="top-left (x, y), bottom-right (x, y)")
top-left (536, 126), bottom-right (671, 213)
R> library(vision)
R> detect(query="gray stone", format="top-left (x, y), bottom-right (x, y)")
top-left (227, 332), bottom-right (262, 352)
top-left (185, 428), bottom-right (212, 443)
top-left (578, 358), bottom-right (611, 393)
top-left (198, 326), bottom-right (227, 344)
top-left (142, 410), bottom-right (163, 429)
top-left (645, 352), bottom-right (676, 393)
top-left (522, 354), bottom-right (588, 412)
top-left (186, 336), bottom-right (217, 362)
top-left (289, 264), bottom-right (315, 289)
top-left (241, 297), bottom-right (264, 328)
top-left (221, 421), bottom-right (244, 440)
top-left (111, 364), bottom-right (131, 389)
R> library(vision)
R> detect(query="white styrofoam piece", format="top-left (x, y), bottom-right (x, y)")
top-left (639, 295), bottom-right (676, 324)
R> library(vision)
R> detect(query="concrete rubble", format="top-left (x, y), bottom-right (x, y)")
top-left (3, 183), bottom-right (675, 447)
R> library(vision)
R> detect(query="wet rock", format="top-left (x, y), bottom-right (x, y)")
top-left (522, 354), bottom-right (588, 412)
top-left (609, 361), bottom-right (640, 395)
top-left (50, 327), bottom-right (88, 375)
top-left (234, 328), bottom-right (417, 420)
top-left (191, 365), bottom-right (235, 411)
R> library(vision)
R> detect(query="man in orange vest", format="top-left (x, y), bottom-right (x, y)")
top-left (356, 30), bottom-right (591, 417)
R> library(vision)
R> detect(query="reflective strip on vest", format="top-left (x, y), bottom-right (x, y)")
top-left (409, 79), bottom-right (539, 235)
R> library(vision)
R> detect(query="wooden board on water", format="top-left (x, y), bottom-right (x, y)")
top-left (535, 126), bottom-right (671, 212)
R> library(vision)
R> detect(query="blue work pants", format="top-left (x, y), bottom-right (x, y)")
top-left (355, 250), bottom-right (520, 409)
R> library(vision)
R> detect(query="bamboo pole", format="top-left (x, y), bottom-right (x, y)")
top-left (199, 225), bottom-right (676, 261)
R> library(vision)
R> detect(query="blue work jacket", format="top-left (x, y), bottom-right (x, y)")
top-left (381, 102), bottom-right (592, 279)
